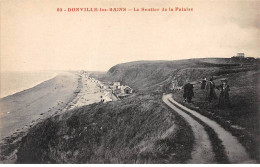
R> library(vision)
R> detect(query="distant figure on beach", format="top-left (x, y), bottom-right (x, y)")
top-left (100, 96), bottom-right (104, 102)
top-left (200, 77), bottom-right (207, 89)
top-left (216, 79), bottom-right (230, 108)
top-left (205, 77), bottom-right (217, 102)
top-left (183, 80), bottom-right (194, 103)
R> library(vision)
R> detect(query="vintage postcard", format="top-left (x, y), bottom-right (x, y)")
top-left (0, 0), bottom-right (259, 164)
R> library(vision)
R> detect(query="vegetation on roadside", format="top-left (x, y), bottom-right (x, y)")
top-left (97, 58), bottom-right (259, 162)
top-left (172, 70), bottom-right (259, 161)
top-left (1, 57), bottom-right (259, 163)
top-left (15, 94), bottom-right (194, 163)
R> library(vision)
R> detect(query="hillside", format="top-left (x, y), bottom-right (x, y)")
top-left (95, 58), bottom-right (258, 92)
top-left (92, 57), bottom-right (259, 161)
top-left (4, 94), bottom-right (193, 163)
top-left (172, 70), bottom-right (260, 160)
top-left (1, 58), bottom-right (259, 163)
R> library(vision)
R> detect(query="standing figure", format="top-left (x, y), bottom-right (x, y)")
top-left (183, 80), bottom-right (194, 103)
top-left (205, 77), bottom-right (217, 102)
top-left (201, 77), bottom-right (207, 89)
top-left (216, 79), bottom-right (230, 108)
top-left (100, 96), bottom-right (104, 102)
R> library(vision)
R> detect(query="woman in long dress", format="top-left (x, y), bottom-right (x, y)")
top-left (205, 77), bottom-right (217, 102)
top-left (216, 79), bottom-right (230, 108)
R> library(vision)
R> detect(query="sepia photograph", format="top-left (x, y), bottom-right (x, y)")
top-left (0, 0), bottom-right (259, 164)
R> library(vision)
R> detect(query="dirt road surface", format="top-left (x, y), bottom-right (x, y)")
top-left (163, 94), bottom-right (215, 163)
top-left (163, 94), bottom-right (256, 164)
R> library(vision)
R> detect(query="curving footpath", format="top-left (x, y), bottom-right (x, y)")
top-left (162, 94), bottom-right (256, 164)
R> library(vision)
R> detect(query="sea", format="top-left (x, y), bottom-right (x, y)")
top-left (0, 71), bottom-right (57, 98)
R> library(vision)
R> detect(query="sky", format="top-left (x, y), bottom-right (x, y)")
top-left (1, 0), bottom-right (259, 72)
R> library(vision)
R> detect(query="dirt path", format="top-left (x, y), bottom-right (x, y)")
top-left (163, 94), bottom-right (256, 164)
top-left (163, 94), bottom-right (215, 163)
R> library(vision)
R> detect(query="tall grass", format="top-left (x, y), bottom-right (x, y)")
top-left (172, 70), bottom-right (260, 161)
top-left (16, 94), bottom-right (193, 163)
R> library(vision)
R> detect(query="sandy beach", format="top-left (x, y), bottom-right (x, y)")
top-left (65, 73), bottom-right (115, 111)
top-left (0, 72), bottom-right (79, 140)
top-left (0, 71), bottom-right (113, 141)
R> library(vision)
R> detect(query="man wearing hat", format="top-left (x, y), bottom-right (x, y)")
top-left (183, 79), bottom-right (194, 103)
top-left (216, 78), bottom-right (230, 108)
top-left (200, 77), bottom-right (207, 90)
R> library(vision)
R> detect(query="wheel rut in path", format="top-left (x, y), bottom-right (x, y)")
top-left (163, 94), bottom-right (215, 163)
top-left (163, 94), bottom-right (256, 164)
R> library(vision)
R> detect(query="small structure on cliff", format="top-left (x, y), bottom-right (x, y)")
top-left (121, 85), bottom-right (133, 94)
top-left (236, 53), bottom-right (245, 58)
top-left (113, 82), bottom-right (121, 89)
top-left (110, 82), bottom-right (133, 99)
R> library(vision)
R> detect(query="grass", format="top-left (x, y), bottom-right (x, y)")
top-left (2, 58), bottom-right (258, 164)
top-left (167, 99), bottom-right (229, 163)
top-left (171, 70), bottom-right (259, 162)
top-left (15, 94), bottom-right (194, 163)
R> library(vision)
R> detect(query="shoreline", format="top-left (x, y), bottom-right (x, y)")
top-left (0, 72), bottom-right (58, 99)
top-left (0, 71), bottom-right (80, 141)
top-left (0, 71), bottom-right (114, 140)
top-left (0, 71), bottom-right (81, 163)
top-left (0, 71), bottom-right (116, 163)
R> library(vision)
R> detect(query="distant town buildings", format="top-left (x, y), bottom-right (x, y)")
top-left (120, 85), bottom-right (133, 94)
top-left (110, 82), bottom-right (133, 98)
top-left (85, 73), bottom-right (133, 101)
top-left (98, 81), bottom-right (133, 99)
top-left (113, 82), bottom-right (121, 89)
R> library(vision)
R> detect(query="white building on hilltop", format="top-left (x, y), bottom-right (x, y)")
top-left (236, 53), bottom-right (245, 58)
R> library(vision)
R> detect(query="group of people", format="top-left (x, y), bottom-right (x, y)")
top-left (183, 77), bottom-right (231, 108)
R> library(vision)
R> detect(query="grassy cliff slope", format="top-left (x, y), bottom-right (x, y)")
top-left (96, 58), bottom-right (258, 92)
top-left (1, 58), bottom-right (258, 163)
top-left (15, 94), bottom-right (193, 163)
